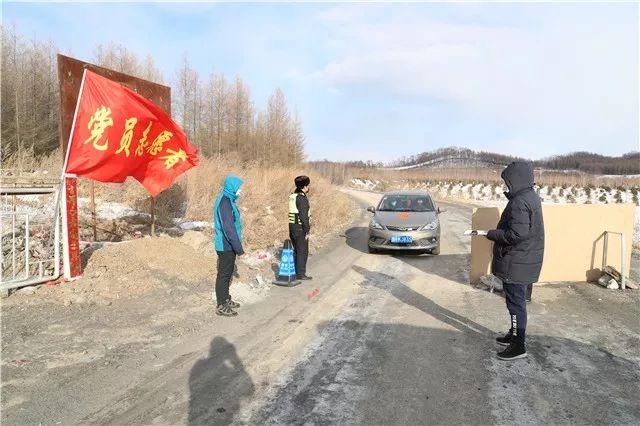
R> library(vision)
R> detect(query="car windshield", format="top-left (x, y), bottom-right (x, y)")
top-left (377, 195), bottom-right (435, 212)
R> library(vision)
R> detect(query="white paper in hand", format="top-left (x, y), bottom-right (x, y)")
top-left (464, 230), bottom-right (488, 236)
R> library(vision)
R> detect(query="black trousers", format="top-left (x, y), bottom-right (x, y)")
top-left (503, 281), bottom-right (528, 340)
top-left (289, 226), bottom-right (308, 277)
top-left (215, 251), bottom-right (236, 306)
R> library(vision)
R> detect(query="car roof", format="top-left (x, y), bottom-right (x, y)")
top-left (382, 190), bottom-right (433, 197)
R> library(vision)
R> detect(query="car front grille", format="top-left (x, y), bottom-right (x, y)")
top-left (417, 237), bottom-right (438, 245)
top-left (386, 225), bottom-right (421, 231)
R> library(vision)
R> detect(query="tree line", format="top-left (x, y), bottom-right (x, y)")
top-left (1, 25), bottom-right (305, 165)
top-left (538, 151), bottom-right (640, 175)
top-left (390, 147), bottom-right (640, 175)
top-left (390, 147), bottom-right (520, 169)
top-left (309, 160), bottom-right (384, 185)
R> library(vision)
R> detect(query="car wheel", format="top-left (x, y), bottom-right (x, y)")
top-left (367, 245), bottom-right (378, 254)
top-left (430, 245), bottom-right (440, 255)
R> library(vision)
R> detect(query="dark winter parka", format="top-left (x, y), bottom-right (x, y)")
top-left (487, 162), bottom-right (545, 284)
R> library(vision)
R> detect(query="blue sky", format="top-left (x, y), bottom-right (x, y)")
top-left (3, 1), bottom-right (639, 162)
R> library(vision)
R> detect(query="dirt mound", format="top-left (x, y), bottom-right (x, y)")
top-left (5, 235), bottom-right (215, 306)
top-left (84, 234), bottom-right (215, 285)
top-left (4, 231), bottom-right (276, 307)
top-left (179, 230), bottom-right (212, 254)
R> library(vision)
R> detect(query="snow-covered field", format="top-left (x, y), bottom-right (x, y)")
top-left (349, 178), bottom-right (640, 246)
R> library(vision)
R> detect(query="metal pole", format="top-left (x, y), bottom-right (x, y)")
top-left (54, 196), bottom-right (60, 278)
top-left (621, 234), bottom-right (626, 290)
top-left (0, 216), bottom-right (3, 285)
top-left (90, 180), bottom-right (97, 241)
top-left (24, 214), bottom-right (29, 279)
top-left (12, 213), bottom-right (16, 278)
top-left (602, 232), bottom-right (608, 270)
top-left (1, 275), bottom-right (59, 291)
top-left (150, 196), bottom-right (156, 237)
top-left (61, 69), bottom-right (88, 176)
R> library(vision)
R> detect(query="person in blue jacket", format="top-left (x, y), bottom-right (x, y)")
top-left (213, 175), bottom-right (245, 317)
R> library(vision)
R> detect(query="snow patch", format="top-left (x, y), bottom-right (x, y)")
top-left (172, 219), bottom-right (210, 231)
top-left (77, 198), bottom-right (150, 220)
top-left (350, 178), bottom-right (383, 191)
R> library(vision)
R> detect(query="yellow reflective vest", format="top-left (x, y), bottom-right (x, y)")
top-left (288, 193), bottom-right (311, 225)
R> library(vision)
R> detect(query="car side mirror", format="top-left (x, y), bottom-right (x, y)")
top-left (366, 206), bottom-right (376, 213)
top-left (437, 207), bottom-right (447, 214)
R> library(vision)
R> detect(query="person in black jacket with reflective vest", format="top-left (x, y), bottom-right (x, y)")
top-left (289, 176), bottom-right (312, 280)
top-left (487, 161), bottom-right (545, 361)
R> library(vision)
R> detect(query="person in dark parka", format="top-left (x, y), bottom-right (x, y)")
top-left (289, 176), bottom-right (312, 280)
top-left (486, 161), bottom-right (545, 360)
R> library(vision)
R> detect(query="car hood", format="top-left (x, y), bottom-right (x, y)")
top-left (374, 211), bottom-right (437, 228)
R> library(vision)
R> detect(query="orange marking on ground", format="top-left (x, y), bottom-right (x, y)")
top-left (307, 288), bottom-right (320, 301)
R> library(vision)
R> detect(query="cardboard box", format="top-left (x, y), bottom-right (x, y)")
top-left (470, 204), bottom-right (636, 283)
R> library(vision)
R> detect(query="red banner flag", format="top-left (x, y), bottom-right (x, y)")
top-left (66, 70), bottom-right (198, 196)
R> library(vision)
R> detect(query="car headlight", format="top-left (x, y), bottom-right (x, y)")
top-left (420, 219), bottom-right (439, 231)
top-left (370, 220), bottom-right (384, 230)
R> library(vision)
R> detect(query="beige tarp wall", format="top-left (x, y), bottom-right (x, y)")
top-left (470, 204), bottom-right (636, 283)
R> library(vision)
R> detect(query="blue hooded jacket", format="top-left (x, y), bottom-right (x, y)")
top-left (213, 175), bottom-right (244, 254)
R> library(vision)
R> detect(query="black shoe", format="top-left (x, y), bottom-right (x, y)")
top-left (297, 275), bottom-right (313, 280)
top-left (497, 342), bottom-right (527, 361)
top-left (216, 303), bottom-right (238, 317)
top-left (496, 331), bottom-right (512, 347)
top-left (227, 298), bottom-right (240, 309)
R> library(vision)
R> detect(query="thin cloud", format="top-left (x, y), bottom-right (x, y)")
top-left (312, 9), bottom-right (637, 132)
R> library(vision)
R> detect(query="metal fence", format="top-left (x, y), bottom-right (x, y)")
top-left (1, 186), bottom-right (61, 291)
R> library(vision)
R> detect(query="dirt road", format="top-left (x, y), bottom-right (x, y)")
top-left (2, 189), bottom-right (639, 425)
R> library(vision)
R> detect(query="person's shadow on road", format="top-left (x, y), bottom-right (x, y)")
top-left (188, 336), bottom-right (255, 426)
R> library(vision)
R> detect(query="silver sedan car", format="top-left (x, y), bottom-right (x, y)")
top-left (366, 191), bottom-right (446, 254)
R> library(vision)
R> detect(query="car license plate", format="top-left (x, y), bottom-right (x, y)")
top-left (391, 235), bottom-right (413, 244)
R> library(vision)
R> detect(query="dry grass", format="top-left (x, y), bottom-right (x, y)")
top-left (2, 149), bottom-right (353, 253)
top-left (181, 155), bottom-right (353, 251)
top-left (1, 147), bottom-right (62, 178)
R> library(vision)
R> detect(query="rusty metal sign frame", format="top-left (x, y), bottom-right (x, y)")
top-left (57, 54), bottom-right (171, 154)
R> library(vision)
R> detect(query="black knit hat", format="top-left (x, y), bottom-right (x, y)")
top-left (294, 175), bottom-right (311, 189)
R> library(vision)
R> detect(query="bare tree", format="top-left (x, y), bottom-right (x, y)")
top-left (1, 25), bottom-right (59, 160)
top-left (266, 88), bottom-right (290, 165)
top-left (288, 111), bottom-right (306, 164)
top-left (253, 111), bottom-right (267, 163)
top-left (94, 43), bottom-right (140, 76)
top-left (205, 73), bottom-right (229, 158)
top-left (174, 55), bottom-right (202, 149)
top-left (141, 54), bottom-right (164, 84)
top-left (228, 77), bottom-right (251, 158)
